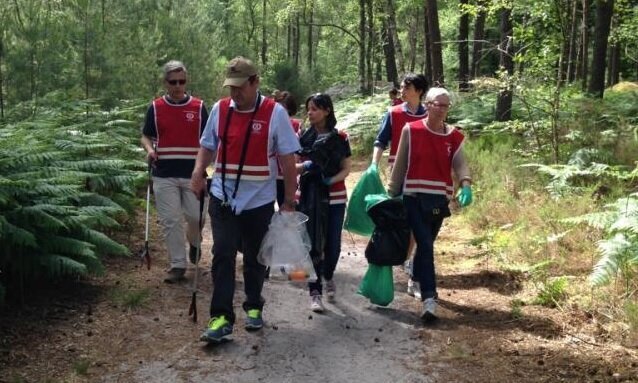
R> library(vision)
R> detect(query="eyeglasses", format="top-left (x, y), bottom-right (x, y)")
top-left (167, 79), bottom-right (186, 86)
top-left (428, 102), bottom-right (450, 109)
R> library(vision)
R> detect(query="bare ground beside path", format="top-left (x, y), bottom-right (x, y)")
top-left (2, 163), bottom-right (638, 382)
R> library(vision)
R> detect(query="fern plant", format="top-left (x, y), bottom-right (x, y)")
top-left (563, 195), bottom-right (638, 288)
top-left (0, 98), bottom-right (147, 303)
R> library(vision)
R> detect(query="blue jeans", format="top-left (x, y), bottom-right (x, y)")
top-left (208, 197), bottom-right (273, 324)
top-left (308, 203), bottom-right (346, 295)
top-left (403, 195), bottom-right (446, 300)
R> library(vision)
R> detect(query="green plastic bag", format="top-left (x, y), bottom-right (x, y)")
top-left (357, 264), bottom-right (394, 306)
top-left (344, 165), bottom-right (387, 236)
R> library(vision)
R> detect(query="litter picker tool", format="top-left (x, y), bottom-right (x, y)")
top-left (188, 189), bottom-right (206, 323)
top-left (140, 158), bottom-right (152, 270)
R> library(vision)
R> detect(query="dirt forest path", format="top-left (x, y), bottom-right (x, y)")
top-left (3, 163), bottom-right (638, 382)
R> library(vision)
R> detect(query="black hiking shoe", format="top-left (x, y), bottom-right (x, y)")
top-left (189, 245), bottom-right (201, 265)
top-left (163, 268), bottom-right (186, 283)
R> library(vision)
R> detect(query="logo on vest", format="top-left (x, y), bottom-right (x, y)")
top-left (446, 142), bottom-right (453, 156)
top-left (252, 122), bottom-right (263, 133)
top-left (185, 112), bottom-right (195, 122)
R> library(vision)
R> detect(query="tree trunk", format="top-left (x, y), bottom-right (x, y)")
top-left (261, 0), bottom-right (267, 66)
top-left (287, 20), bottom-right (291, 60)
top-left (579, 0), bottom-right (590, 90)
top-left (607, 42), bottom-right (620, 87)
top-left (567, 0), bottom-right (579, 82)
top-left (458, 0), bottom-right (470, 91)
top-left (381, 17), bottom-right (399, 86)
top-left (426, 0), bottom-right (444, 85)
top-left (407, 15), bottom-right (417, 72)
top-left (423, 3), bottom-right (433, 84)
top-left (294, 12), bottom-right (300, 67)
top-left (587, 0), bottom-right (613, 98)
top-left (387, 0), bottom-right (404, 74)
top-left (307, 0), bottom-right (314, 71)
top-left (495, 7), bottom-right (513, 121)
top-left (0, 35), bottom-right (4, 120)
top-left (471, 0), bottom-right (486, 78)
top-left (359, 0), bottom-right (366, 93)
top-left (366, 0), bottom-right (374, 94)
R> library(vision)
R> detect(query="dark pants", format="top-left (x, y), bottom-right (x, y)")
top-left (276, 179), bottom-right (285, 207)
top-left (403, 195), bottom-right (445, 300)
top-left (308, 203), bottom-right (346, 295)
top-left (208, 197), bottom-right (274, 324)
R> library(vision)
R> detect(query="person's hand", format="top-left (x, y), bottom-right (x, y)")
top-left (280, 199), bottom-right (296, 212)
top-left (190, 173), bottom-right (206, 200)
top-left (146, 149), bottom-right (158, 165)
top-left (322, 176), bottom-right (332, 186)
top-left (456, 185), bottom-right (472, 207)
top-left (302, 160), bottom-right (316, 172)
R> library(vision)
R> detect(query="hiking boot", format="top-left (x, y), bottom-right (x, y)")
top-left (200, 316), bottom-right (233, 343)
top-left (407, 279), bottom-right (421, 300)
top-left (310, 294), bottom-right (325, 313)
top-left (163, 268), bottom-right (186, 283)
top-left (325, 279), bottom-right (336, 302)
top-left (189, 245), bottom-right (201, 265)
top-left (421, 298), bottom-right (438, 322)
top-left (245, 309), bottom-right (264, 331)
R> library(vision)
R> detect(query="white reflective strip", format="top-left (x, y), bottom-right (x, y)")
top-left (158, 155), bottom-right (197, 160)
top-left (157, 147), bottom-right (199, 152)
top-left (220, 174), bottom-right (270, 181)
top-left (403, 187), bottom-right (450, 196)
top-left (330, 198), bottom-right (347, 205)
top-left (215, 164), bottom-right (270, 171)
top-left (330, 190), bottom-right (347, 197)
top-left (405, 179), bottom-right (449, 188)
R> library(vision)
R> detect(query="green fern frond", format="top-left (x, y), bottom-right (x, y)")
top-left (17, 205), bottom-right (69, 231)
top-left (40, 235), bottom-right (96, 258)
top-left (561, 211), bottom-right (617, 229)
top-left (38, 254), bottom-right (88, 277)
top-left (590, 233), bottom-right (633, 286)
top-left (0, 216), bottom-right (38, 247)
top-left (80, 229), bottom-right (130, 256)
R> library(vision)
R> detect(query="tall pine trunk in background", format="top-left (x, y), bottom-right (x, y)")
top-left (579, 0), bottom-right (590, 90)
top-left (307, 0), bottom-right (314, 72)
top-left (387, 0), bottom-right (404, 74)
top-left (359, 0), bottom-right (366, 93)
top-left (567, 0), bottom-right (579, 82)
top-left (495, 7), bottom-right (513, 121)
top-left (471, 0), bottom-right (486, 78)
top-left (426, 0), bottom-right (444, 85)
top-left (366, 0), bottom-right (374, 94)
top-left (423, 3), bottom-right (433, 84)
top-left (261, 0), bottom-right (267, 66)
top-left (588, 0), bottom-right (614, 98)
top-left (381, 17), bottom-right (398, 86)
top-left (458, 0), bottom-right (470, 91)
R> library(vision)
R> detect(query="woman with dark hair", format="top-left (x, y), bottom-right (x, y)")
top-left (296, 93), bottom-right (352, 312)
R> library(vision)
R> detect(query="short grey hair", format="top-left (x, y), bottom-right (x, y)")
top-left (424, 87), bottom-right (451, 104)
top-left (162, 60), bottom-right (187, 79)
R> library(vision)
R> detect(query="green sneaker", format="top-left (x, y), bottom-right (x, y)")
top-left (244, 309), bottom-right (264, 330)
top-left (200, 316), bottom-right (233, 343)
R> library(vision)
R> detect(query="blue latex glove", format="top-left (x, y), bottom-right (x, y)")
top-left (322, 176), bottom-right (332, 186)
top-left (456, 185), bottom-right (473, 207)
top-left (302, 160), bottom-right (314, 171)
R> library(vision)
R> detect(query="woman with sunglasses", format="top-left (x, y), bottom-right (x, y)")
top-left (387, 87), bottom-right (473, 322)
top-left (297, 93), bottom-right (352, 312)
top-left (141, 60), bottom-right (209, 283)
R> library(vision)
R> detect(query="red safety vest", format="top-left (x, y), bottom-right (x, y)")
top-left (404, 120), bottom-right (464, 198)
top-left (214, 97), bottom-right (276, 182)
top-left (328, 130), bottom-right (349, 205)
top-left (154, 96), bottom-right (203, 160)
top-left (388, 104), bottom-right (427, 165)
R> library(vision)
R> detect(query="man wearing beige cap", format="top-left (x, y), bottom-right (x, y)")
top-left (191, 56), bottom-right (300, 344)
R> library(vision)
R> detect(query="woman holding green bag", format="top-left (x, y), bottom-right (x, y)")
top-left (388, 87), bottom-right (472, 322)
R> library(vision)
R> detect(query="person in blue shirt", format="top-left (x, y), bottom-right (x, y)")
top-left (190, 57), bottom-right (300, 344)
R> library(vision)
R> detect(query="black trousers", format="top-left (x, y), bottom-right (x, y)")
top-left (208, 197), bottom-right (274, 324)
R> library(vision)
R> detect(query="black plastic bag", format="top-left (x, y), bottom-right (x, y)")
top-left (297, 173), bottom-right (329, 263)
top-left (298, 128), bottom-right (347, 177)
top-left (364, 196), bottom-right (411, 266)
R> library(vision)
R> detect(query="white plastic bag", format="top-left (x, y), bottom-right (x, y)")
top-left (258, 211), bottom-right (317, 282)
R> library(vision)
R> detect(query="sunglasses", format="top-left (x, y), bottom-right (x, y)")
top-left (167, 79), bottom-right (186, 86)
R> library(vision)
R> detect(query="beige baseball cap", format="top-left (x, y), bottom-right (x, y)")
top-left (223, 56), bottom-right (258, 87)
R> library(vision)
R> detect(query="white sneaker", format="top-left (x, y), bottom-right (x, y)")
top-left (310, 295), bottom-right (325, 313)
top-left (407, 279), bottom-right (421, 300)
top-left (421, 298), bottom-right (438, 321)
top-left (325, 279), bottom-right (336, 302)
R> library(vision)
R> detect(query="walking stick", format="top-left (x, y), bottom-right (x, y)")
top-left (140, 160), bottom-right (152, 270)
top-left (188, 190), bottom-right (205, 323)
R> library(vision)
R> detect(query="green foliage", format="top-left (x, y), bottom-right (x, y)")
top-left (111, 287), bottom-right (151, 309)
top-left (625, 301), bottom-right (638, 332)
top-left (72, 358), bottom-right (91, 376)
top-left (0, 99), bottom-right (145, 301)
top-left (333, 94), bottom-right (387, 158)
top-left (564, 195), bottom-right (638, 287)
top-left (510, 298), bottom-right (524, 320)
top-left (533, 276), bottom-right (568, 308)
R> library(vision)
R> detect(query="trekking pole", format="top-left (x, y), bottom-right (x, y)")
top-left (188, 189), bottom-right (205, 323)
top-left (140, 159), bottom-right (152, 270)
